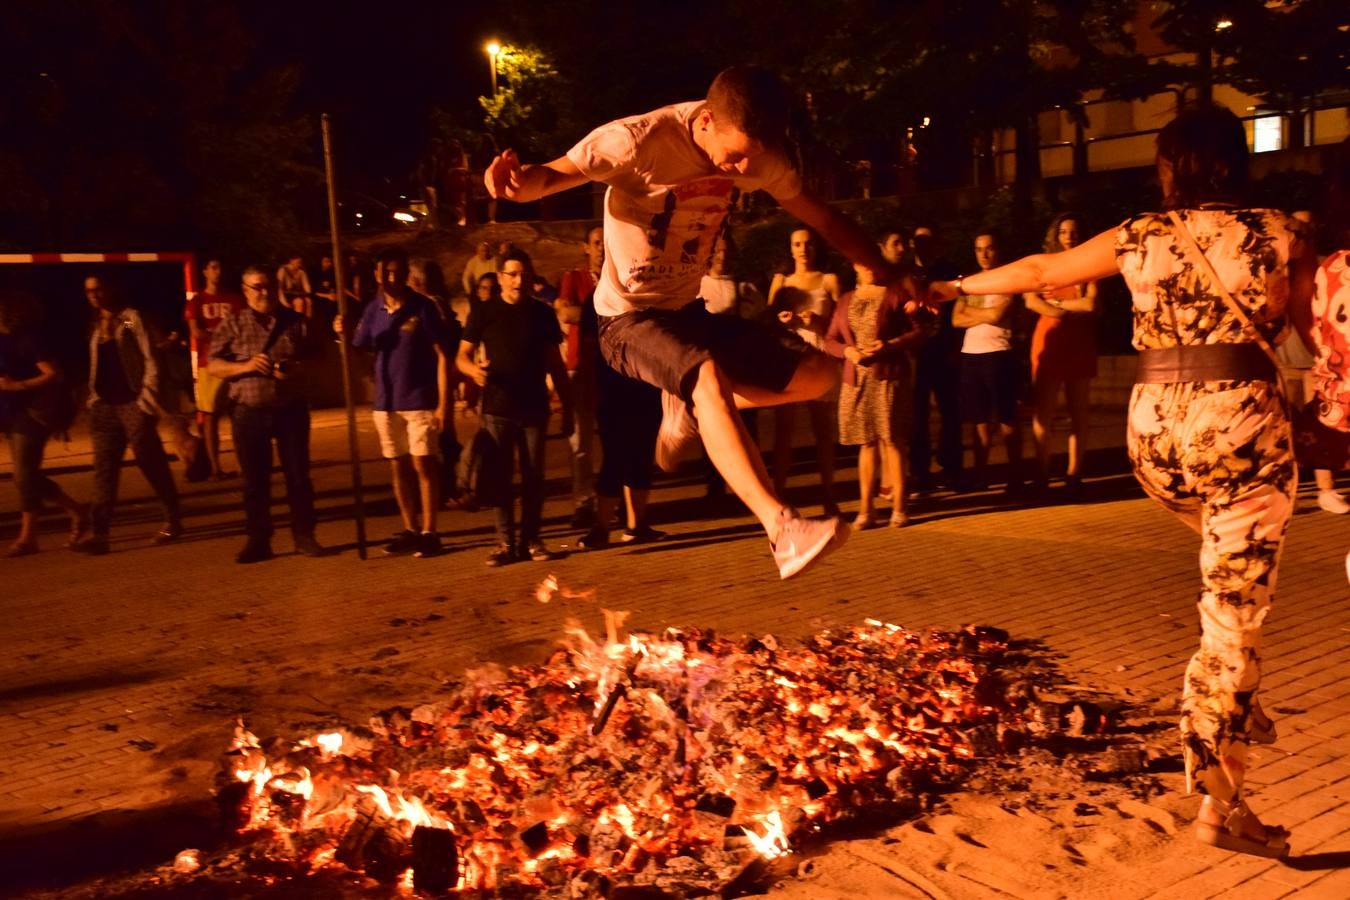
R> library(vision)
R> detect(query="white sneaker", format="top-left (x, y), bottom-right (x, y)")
top-left (1318, 490), bottom-right (1350, 515)
top-left (655, 391), bottom-right (700, 473)
top-left (771, 509), bottom-right (848, 579)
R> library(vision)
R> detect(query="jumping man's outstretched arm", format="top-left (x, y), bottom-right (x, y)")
top-left (484, 151), bottom-right (589, 202)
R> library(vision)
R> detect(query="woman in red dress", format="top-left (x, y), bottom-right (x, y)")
top-left (1025, 213), bottom-right (1097, 491)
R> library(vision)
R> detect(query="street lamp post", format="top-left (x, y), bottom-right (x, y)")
top-left (486, 42), bottom-right (500, 97)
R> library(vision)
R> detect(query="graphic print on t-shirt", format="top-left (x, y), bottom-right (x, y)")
top-left (626, 178), bottom-right (737, 296)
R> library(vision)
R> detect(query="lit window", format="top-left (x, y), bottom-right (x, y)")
top-left (1253, 115), bottom-right (1282, 153)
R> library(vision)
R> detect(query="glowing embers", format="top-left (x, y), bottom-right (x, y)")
top-left (203, 616), bottom-right (1029, 896)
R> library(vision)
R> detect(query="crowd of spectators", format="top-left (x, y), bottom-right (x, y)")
top-left (5, 136), bottom-right (1349, 570)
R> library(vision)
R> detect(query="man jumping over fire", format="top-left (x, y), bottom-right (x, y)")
top-left (485, 65), bottom-right (908, 579)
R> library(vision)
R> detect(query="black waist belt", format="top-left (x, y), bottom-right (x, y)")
top-left (1134, 343), bottom-right (1278, 384)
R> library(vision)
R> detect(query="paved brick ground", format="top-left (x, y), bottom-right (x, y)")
top-left (2, 404), bottom-right (1349, 896)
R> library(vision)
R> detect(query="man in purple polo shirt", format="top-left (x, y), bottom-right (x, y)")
top-left (335, 247), bottom-right (453, 558)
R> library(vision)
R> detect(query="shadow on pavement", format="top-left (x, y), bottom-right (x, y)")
top-left (0, 667), bottom-right (176, 707)
top-left (0, 800), bottom-right (217, 893)
top-left (1284, 850), bottom-right (1350, 870)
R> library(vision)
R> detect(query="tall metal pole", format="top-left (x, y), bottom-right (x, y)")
top-left (321, 113), bottom-right (368, 559)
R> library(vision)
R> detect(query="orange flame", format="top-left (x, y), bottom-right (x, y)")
top-left (743, 810), bottom-right (789, 859)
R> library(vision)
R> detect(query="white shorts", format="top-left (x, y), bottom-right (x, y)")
top-left (372, 409), bottom-right (439, 458)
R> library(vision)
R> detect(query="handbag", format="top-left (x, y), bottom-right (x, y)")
top-left (1166, 210), bottom-right (1347, 468)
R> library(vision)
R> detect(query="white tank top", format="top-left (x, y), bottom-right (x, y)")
top-left (960, 293), bottom-right (1013, 354)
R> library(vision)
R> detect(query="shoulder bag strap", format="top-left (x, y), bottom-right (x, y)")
top-left (1165, 209), bottom-right (1282, 368)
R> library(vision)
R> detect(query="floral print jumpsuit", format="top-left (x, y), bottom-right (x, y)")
top-left (1115, 208), bottom-right (1308, 804)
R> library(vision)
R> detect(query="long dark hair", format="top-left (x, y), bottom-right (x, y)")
top-left (1156, 103), bottom-right (1249, 210)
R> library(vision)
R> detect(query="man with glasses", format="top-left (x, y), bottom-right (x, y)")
top-left (208, 266), bottom-right (324, 563)
top-left (457, 249), bottom-right (573, 566)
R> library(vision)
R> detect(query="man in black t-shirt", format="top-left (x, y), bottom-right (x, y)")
top-left (457, 249), bottom-right (573, 565)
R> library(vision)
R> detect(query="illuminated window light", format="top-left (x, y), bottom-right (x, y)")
top-left (1253, 115), bottom-right (1282, 153)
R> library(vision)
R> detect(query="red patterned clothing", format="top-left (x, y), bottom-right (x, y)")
top-left (1310, 249), bottom-right (1350, 431)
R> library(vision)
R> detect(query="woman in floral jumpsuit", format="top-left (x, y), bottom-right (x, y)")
top-left (931, 105), bottom-right (1317, 858)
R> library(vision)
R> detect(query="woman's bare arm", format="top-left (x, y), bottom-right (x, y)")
top-left (934, 228), bottom-right (1118, 301)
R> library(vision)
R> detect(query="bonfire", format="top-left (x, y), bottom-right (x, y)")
top-left (192, 608), bottom-right (1045, 897)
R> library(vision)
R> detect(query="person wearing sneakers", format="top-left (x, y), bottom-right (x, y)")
top-left (483, 65), bottom-right (905, 579)
top-left (457, 249), bottom-right (574, 566)
top-left (335, 247), bottom-right (454, 559)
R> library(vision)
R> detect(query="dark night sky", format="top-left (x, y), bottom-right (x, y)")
top-left (241, 0), bottom-right (500, 179)
top-left (237, 0), bottom-right (740, 183)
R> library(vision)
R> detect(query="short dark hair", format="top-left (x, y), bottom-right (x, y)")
top-left (1156, 103), bottom-right (1249, 210)
top-left (706, 65), bottom-right (791, 150)
top-left (498, 247), bottom-right (534, 275)
top-left (974, 230), bottom-right (999, 245)
top-left (378, 247), bottom-right (409, 267)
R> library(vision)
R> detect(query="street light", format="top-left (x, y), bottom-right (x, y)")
top-left (486, 42), bottom-right (501, 97)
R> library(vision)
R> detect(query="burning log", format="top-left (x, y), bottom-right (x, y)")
top-left (590, 682), bottom-right (628, 737)
top-left (591, 647), bottom-right (645, 736)
top-left (410, 825), bottom-right (457, 893)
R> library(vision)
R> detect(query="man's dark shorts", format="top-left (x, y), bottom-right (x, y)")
top-left (960, 350), bottom-right (1020, 424)
top-left (598, 300), bottom-right (811, 401)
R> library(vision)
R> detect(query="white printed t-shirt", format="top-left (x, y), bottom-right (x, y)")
top-left (566, 101), bottom-right (802, 317)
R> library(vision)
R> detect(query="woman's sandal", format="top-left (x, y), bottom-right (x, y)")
top-left (65, 505), bottom-right (92, 550)
top-left (889, 511), bottom-right (911, 528)
top-left (1195, 797), bottom-right (1290, 859)
top-left (5, 541), bottom-right (38, 558)
top-left (852, 514), bottom-right (877, 531)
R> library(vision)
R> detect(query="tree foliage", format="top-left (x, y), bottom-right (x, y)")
top-left (1148, 0), bottom-right (1349, 108)
top-left (478, 45), bottom-right (572, 157)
